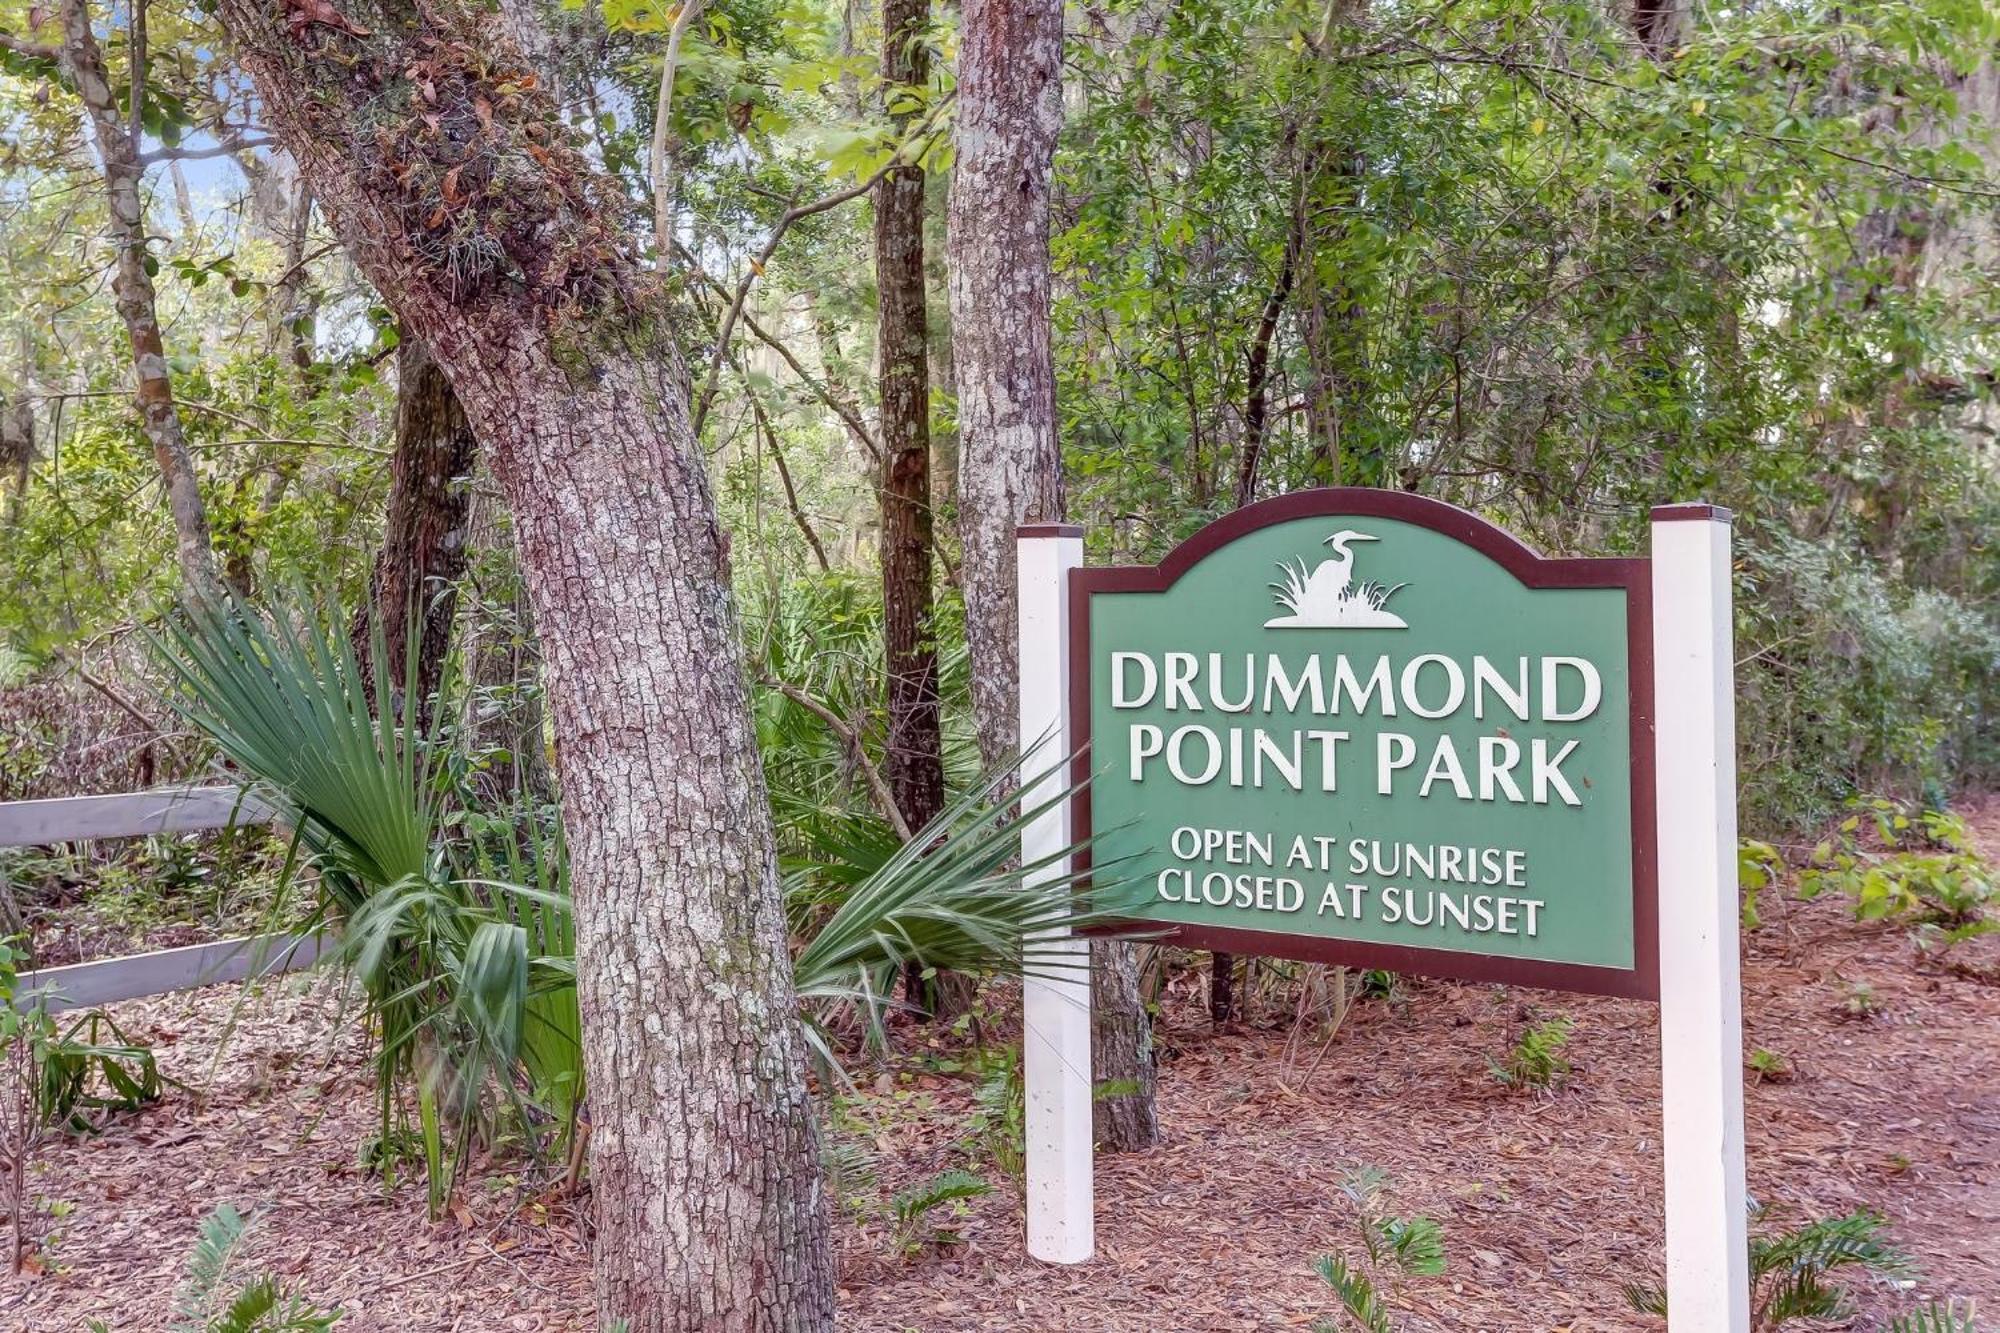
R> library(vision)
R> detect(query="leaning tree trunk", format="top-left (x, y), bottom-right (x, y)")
top-left (949, 0), bottom-right (1156, 1148)
top-left (211, 5), bottom-right (833, 1329)
top-left (59, 0), bottom-right (225, 604)
top-left (352, 334), bottom-right (478, 728)
top-left (875, 0), bottom-right (948, 1013)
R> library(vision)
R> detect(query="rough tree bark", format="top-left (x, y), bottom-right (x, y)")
top-left (947, 0), bottom-right (1065, 774)
top-left (948, 0), bottom-right (1156, 1148)
top-left (353, 335), bottom-right (478, 727)
top-left (58, 0), bottom-right (226, 604)
top-left (210, 4), bottom-right (833, 1329)
top-left (875, 0), bottom-right (947, 1011)
top-left (0, 391), bottom-right (30, 524)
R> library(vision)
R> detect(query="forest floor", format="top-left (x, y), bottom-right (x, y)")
top-left (2, 800), bottom-right (1996, 1333)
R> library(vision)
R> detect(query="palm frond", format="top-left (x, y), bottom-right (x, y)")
top-left (790, 751), bottom-right (1147, 1055)
top-left (1313, 1253), bottom-right (1394, 1333)
top-left (1892, 1299), bottom-right (1979, 1333)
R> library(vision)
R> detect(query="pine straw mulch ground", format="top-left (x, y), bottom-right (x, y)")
top-left (4, 799), bottom-right (1997, 1332)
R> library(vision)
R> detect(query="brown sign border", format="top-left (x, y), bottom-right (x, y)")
top-left (1068, 488), bottom-right (1660, 1001)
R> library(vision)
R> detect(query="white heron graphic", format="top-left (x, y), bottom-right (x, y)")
top-left (1264, 529), bottom-right (1410, 629)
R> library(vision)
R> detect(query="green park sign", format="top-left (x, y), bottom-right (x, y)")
top-left (1023, 492), bottom-right (1748, 1322)
top-left (1071, 490), bottom-right (1659, 998)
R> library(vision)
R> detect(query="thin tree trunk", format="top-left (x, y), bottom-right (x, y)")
top-left (59, 0), bottom-right (225, 604)
top-left (1211, 949), bottom-right (1237, 1025)
top-left (950, 0), bottom-right (1156, 1147)
top-left (1234, 216), bottom-right (1299, 509)
top-left (748, 391), bottom-right (832, 572)
top-left (353, 335), bottom-right (478, 727)
top-left (876, 0), bottom-right (947, 1012)
top-left (947, 0), bottom-right (1065, 773)
top-left (214, 6), bottom-right (834, 1328)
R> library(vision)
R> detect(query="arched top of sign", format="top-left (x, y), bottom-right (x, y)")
top-left (1083, 488), bottom-right (1645, 597)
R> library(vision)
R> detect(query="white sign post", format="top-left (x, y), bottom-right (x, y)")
top-left (1651, 503), bottom-right (1751, 1331)
top-left (1017, 523), bottom-right (1095, 1264)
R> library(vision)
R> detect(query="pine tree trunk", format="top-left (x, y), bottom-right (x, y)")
top-left (354, 335), bottom-right (478, 728)
top-left (875, 0), bottom-right (948, 1012)
top-left (59, 0), bottom-right (225, 604)
top-left (212, 6), bottom-right (834, 1328)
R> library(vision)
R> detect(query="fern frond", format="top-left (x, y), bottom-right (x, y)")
top-left (1377, 1216), bottom-right (1445, 1278)
top-left (1623, 1281), bottom-right (1668, 1316)
top-left (1313, 1253), bottom-right (1394, 1333)
top-left (210, 1276), bottom-right (283, 1333)
top-left (171, 1205), bottom-right (254, 1331)
top-left (1761, 1271), bottom-right (1848, 1325)
top-left (890, 1169), bottom-right (991, 1224)
top-left (1752, 1209), bottom-right (1914, 1282)
top-left (1891, 1298), bottom-right (1978, 1333)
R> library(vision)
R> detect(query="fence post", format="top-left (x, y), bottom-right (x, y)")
top-left (1651, 503), bottom-right (1750, 1331)
top-left (1016, 523), bottom-right (1093, 1264)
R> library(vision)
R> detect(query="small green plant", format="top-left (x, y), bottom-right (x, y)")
top-left (1626, 1206), bottom-right (1915, 1331)
top-left (818, 1133), bottom-right (880, 1220)
top-left (1358, 970), bottom-right (1400, 1003)
top-left (1747, 1048), bottom-right (1793, 1084)
top-left (1490, 1016), bottom-right (1573, 1091)
top-left (1311, 1169), bottom-right (1446, 1332)
top-left (39, 1010), bottom-right (165, 1133)
top-left (1800, 798), bottom-right (1994, 927)
top-left (1891, 1299), bottom-right (1978, 1332)
top-left (1740, 839), bottom-right (1783, 930)
top-left (965, 1044), bottom-right (1026, 1187)
top-left (887, 1169), bottom-right (991, 1260)
top-left (0, 936), bottom-right (56, 1273)
top-left (1839, 982), bottom-right (1883, 1019)
top-left (167, 1204), bottom-right (340, 1332)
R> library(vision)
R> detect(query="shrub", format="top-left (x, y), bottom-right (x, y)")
top-left (1739, 840), bottom-right (1783, 931)
top-left (1799, 797), bottom-right (1994, 928)
top-left (1311, 1169), bottom-right (1446, 1333)
top-left (1490, 1017), bottom-right (1573, 1091)
top-left (38, 1010), bottom-right (164, 1133)
top-left (1626, 1207), bottom-right (1915, 1331)
top-left (888, 1170), bottom-right (991, 1260)
top-left (1736, 534), bottom-right (2000, 832)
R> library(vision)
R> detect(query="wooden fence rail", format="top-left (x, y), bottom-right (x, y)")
top-left (0, 785), bottom-right (276, 846)
top-left (2, 785), bottom-right (322, 1010)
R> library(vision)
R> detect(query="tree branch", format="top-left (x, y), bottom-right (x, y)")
top-left (690, 90), bottom-right (956, 436)
top-left (0, 30), bottom-right (61, 60)
top-left (744, 383), bottom-right (832, 573)
top-left (681, 252), bottom-right (882, 460)
top-left (649, 0), bottom-right (708, 269)
top-left (140, 138), bottom-right (275, 165)
top-left (758, 676), bottom-right (912, 841)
